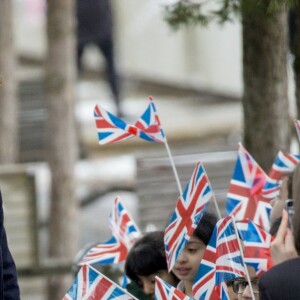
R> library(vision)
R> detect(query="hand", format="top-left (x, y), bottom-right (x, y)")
top-left (270, 209), bottom-right (298, 265)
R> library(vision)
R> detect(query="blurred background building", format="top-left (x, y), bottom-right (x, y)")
top-left (14, 0), bottom-right (242, 96)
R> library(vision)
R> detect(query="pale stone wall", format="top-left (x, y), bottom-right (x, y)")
top-left (14, 0), bottom-right (243, 96)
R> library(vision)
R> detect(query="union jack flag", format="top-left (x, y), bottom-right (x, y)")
top-left (164, 162), bottom-right (213, 271)
top-left (94, 105), bottom-right (133, 144)
top-left (260, 179), bottom-right (281, 201)
top-left (193, 217), bottom-right (245, 300)
top-left (94, 97), bottom-right (165, 145)
top-left (79, 197), bottom-right (141, 265)
top-left (63, 264), bottom-right (137, 300)
top-left (268, 151), bottom-right (300, 181)
top-left (295, 119), bottom-right (300, 142)
top-left (237, 219), bottom-right (273, 277)
top-left (192, 241), bottom-right (217, 300)
top-left (109, 197), bottom-right (141, 245)
top-left (226, 143), bottom-right (272, 231)
top-left (134, 96), bottom-right (165, 143)
top-left (154, 277), bottom-right (193, 300)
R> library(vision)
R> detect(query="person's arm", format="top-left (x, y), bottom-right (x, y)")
top-left (270, 209), bottom-right (298, 265)
top-left (0, 192), bottom-right (20, 300)
top-left (259, 280), bottom-right (273, 300)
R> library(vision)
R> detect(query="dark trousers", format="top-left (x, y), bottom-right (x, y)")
top-left (77, 38), bottom-right (121, 113)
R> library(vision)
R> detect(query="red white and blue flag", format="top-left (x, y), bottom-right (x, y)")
top-left (63, 264), bottom-right (137, 300)
top-left (237, 219), bottom-right (274, 277)
top-left (109, 197), bottom-right (141, 245)
top-left (261, 151), bottom-right (300, 201)
top-left (192, 217), bottom-right (245, 300)
top-left (79, 197), bottom-right (141, 265)
top-left (94, 97), bottom-right (165, 145)
top-left (155, 277), bottom-right (193, 300)
top-left (226, 144), bottom-right (272, 231)
top-left (134, 96), bottom-right (165, 143)
top-left (164, 162), bottom-right (213, 271)
top-left (268, 151), bottom-right (300, 181)
top-left (94, 104), bottom-right (133, 144)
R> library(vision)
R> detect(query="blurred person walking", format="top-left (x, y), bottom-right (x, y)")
top-left (76, 0), bottom-right (122, 116)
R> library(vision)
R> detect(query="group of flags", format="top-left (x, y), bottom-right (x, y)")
top-left (79, 197), bottom-right (141, 266)
top-left (62, 98), bottom-right (300, 299)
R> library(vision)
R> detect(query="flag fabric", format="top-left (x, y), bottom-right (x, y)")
top-left (109, 197), bottom-right (141, 245)
top-left (63, 264), bottom-right (137, 300)
top-left (79, 197), bottom-right (141, 265)
top-left (121, 275), bottom-right (130, 289)
top-left (215, 282), bottom-right (230, 300)
top-left (164, 162), bottom-right (213, 271)
top-left (214, 217), bottom-right (245, 284)
top-left (192, 240), bottom-right (217, 299)
top-left (294, 119), bottom-right (300, 142)
top-left (134, 96), bottom-right (165, 143)
top-left (237, 219), bottom-right (274, 277)
top-left (94, 97), bottom-right (165, 145)
top-left (193, 217), bottom-right (245, 300)
top-left (268, 151), bottom-right (300, 181)
top-left (155, 277), bottom-right (193, 300)
top-left (94, 105), bottom-right (133, 144)
top-left (260, 179), bottom-right (281, 201)
top-left (79, 235), bottom-right (128, 265)
top-left (226, 143), bottom-right (272, 231)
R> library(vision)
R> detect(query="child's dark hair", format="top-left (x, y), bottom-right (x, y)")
top-left (125, 231), bottom-right (169, 282)
top-left (192, 211), bottom-right (218, 245)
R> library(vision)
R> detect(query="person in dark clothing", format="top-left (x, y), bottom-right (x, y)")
top-left (76, 0), bottom-right (122, 116)
top-left (259, 165), bottom-right (300, 299)
top-left (259, 256), bottom-right (300, 300)
top-left (0, 192), bottom-right (20, 299)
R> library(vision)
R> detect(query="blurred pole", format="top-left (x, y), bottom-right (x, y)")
top-left (45, 0), bottom-right (79, 298)
top-left (0, 0), bottom-right (19, 163)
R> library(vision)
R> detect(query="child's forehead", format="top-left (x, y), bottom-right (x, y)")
top-left (188, 236), bottom-right (205, 245)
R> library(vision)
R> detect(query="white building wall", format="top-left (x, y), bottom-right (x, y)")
top-left (14, 0), bottom-right (243, 96)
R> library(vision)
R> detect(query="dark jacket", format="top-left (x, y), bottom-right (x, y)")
top-left (76, 0), bottom-right (113, 44)
top-left (259, 257), bottom-right (300, 300)
top-left (0, 192), bottom-right (20, 300)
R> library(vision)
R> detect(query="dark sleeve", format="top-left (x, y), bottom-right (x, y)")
top-left (259, 258), bottom-right (300, 300)
top-left (0, 192), bottom-right (20, 300)
top-left (259, 278), bottom-right (272, 300)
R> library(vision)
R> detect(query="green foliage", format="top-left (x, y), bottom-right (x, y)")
top-left (164, 1), bottom-right (211, 29)
top-left (267, 0), bottom-right (299, 12)
top-left (164, 0), bottom-right (299, 30)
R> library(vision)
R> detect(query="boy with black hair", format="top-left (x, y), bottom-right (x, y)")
top-left (125, 231), bottom-right (179, 300)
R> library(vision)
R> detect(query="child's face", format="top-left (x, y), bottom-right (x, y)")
top-left (172, 236), bottom-right (206, 283)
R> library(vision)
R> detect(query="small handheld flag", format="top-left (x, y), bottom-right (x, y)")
top-left (79, 196), bottom-right (141, 265)
top-left (155, 276), bottom-right (193, 300)
top-left (226, 143), bottom-right (272, 231)
top-left (63, 264), bottom-right (137, 300)
top-left (164, 162), bottom-right (213, 271)
top-left (94, 97), bottom-right (182, 195)
top-left (237, 219), bottom-right (274, 276)
top-left (192, 217), bottom-right (246, 300)
top-left (268, 151), bottom-right (300, 181)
